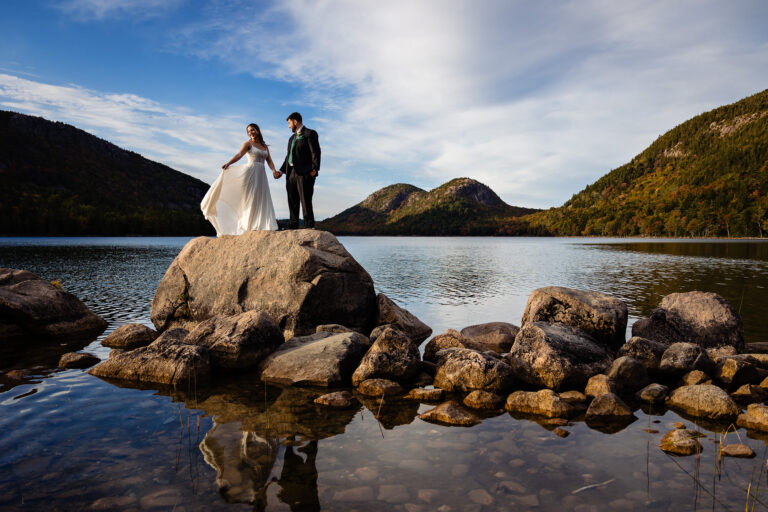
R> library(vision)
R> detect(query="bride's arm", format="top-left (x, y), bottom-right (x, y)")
top-left (222, 142), bottom-right (250, 170)
top-left (266, 147), bottom-right (281, 178)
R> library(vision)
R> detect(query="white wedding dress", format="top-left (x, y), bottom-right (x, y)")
top-left (200, 145), bottom-right (278, 235)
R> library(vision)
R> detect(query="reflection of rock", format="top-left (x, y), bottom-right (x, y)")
top-left (89, 328), bottom-right (211, 386)
top-left (186, 311), bottom-right (283, 371)
top-left (0, 268), bottom-right (107, 342)
top-left (200, 421), bottom-right (278, 504)
top-left (102, 323), bottom-right (157, 350)
top-left (521, 286), bottom-right (628, 351)
top-left (150, 230), bottom-right (377, 338)
top-left (357, 395), bottom-right (420, 429)
top-left (506, 322), bottom-right (612, 390)
top-left (260, 331), bottom-right (369, 386)
top-left (631, 291), bottom-right (744, 351)
top-left (375, 293), bottom-right (432, 343)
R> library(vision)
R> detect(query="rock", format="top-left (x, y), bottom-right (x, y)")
top-left (314, 391), bottom-right (358, 408)
top-left (260, 331), bottom-right (369, 386)
top-left (659, 429), bottom-right (703, 456)
top-left (332, 486), bottom-right (374, 502)
top-left (631, 291), bottom-right (744, 351)
top-left (413, 371), bottom-right (434, 386)
top-left (460, 322), bottom-right (519, 353)
top-left (378, 484), bottom-right (410, 503)
top-left (351, 327), bottom-right (421, 386)
top-left (369, 324), bottom-right (399, 343)
top-left (737, 404), bottom-right (768, 431)
top-left (357, 378), bottom-right (404, 397)
top-left (185, 310), bottom-right (283, 371)
top-left (506, 322), bottom-right (613, 390)
top-left (716, 357), bottom-right (768, 390)
top-left (463, 390), bottom-right (505, 410)
top-left (558, 390), bottom-right (589, 404)
top-left (101, 323), bottom-right (158, 349)
top-left (468, 488), bottom-right (494, 505)
top-left (59, 352), bottom-right (100, 369)
top-left (636, 383), bottom-right (669, 404)
top-left (405, 388), bottom-right (445, 401)
top-left (720, 443), bottom-right (756, 458)
top-left (585, 393), bottom-right (636, 421)
top-left (731, 384), bottom-right (768, 403)
top-left (505, 389), bottom-right (576, 418)
top-left (679, 370), bottom-right (712, 386)
top-left (89, 496), bottom-right (137, 510)
top-left (433, 348), bottom-right (514, 394)
top-left (150, 230), bottom-right (378, 338)
top-left (89, 328), bottom-right (210, 386)
top-left (521, 286), bottom-right (628, 351)
top-left (659, 343), bottom-right (715, 376)
top-left (423, 330), bottom-right (471, 362)
top-left (553, 427), bottom-right (570, 438)
top-left (707, 345), bottom-right (739, 360)
top-left (584, 374), bottom-right (620, 398)
top-left (616, 336), bottom-right (668, 371)
top-left (375, 293), bottom-right (432, 343)
top-left (667, 385), bottom-right (740, 421)
top-left (418, 400), bottom-right (481, 426)
top-left (316, 323), bottom-right (356, 334)
top-left (0, 268), bottom-right (107, 342)
top-left (607, 356), bottom-right (649, 392)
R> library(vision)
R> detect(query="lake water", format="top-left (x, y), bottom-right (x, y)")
top-left (2, 236), bottom-right (768, 511)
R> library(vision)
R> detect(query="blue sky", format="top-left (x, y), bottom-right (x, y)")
top-left (2, 0), bottom-right (768, 219)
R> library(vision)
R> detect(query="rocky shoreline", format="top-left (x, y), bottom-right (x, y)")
top-left (5, 230), bottom-right (768, 460)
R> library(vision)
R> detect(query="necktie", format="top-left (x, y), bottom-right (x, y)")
top-left (288, 134), bottom-right (297, 166)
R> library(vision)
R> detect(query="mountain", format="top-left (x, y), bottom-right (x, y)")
top-left (317, 178), bottom-right (539, 235)
top-left (0, 110), bottom-right (214, 236)
top-left (522, 89), bottom-right (768, 237)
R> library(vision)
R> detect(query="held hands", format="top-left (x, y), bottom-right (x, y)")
top-left (310, 169), bottom-right (317, 177)
top-left (273, 170), bottom-right (282, 179)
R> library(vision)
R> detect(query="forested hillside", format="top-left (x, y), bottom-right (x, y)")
top-left (523, 89), bottom-right (768, 237)
top-left (0, 111), bottom-right (214, 236)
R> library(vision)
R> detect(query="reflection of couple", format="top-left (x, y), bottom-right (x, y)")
top-left (200, 112), bottom-right (321, 235)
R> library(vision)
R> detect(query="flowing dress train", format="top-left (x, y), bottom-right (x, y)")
top-left (200, 145), bottom-right (278, 235)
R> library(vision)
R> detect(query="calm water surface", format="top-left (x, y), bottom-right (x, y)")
top-left (2, 236), bottom-right (768, 511)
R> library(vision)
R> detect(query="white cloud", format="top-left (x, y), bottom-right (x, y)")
top-left (56, 0), bottom-right (183, 20)
top-left (175, 0), bottom-right (768, 209)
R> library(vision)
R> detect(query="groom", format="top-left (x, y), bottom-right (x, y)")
top-left (275, 112), bottom-right (321, 229)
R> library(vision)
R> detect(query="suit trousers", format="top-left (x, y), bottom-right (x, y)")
top-left (286, 170), bottom-right (315, 228)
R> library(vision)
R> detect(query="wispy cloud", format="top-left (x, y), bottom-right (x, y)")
top-left (55, 0), bottom-right (183, 20)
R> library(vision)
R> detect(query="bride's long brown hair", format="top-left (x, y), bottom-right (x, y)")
top-left (247, 123), bottom-right (267, 146)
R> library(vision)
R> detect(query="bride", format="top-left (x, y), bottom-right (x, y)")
top-left (201, 123), bottom-right (279, 235)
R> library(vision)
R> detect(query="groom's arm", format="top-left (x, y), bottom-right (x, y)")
top-left (309, 130), bottom-right (321, 175)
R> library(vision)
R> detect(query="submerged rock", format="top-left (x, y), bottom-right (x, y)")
top-left (89, 328), bottom-right (210, 386)
top-left (375, 293), bottom-right (432, 343)
top-left (521, 286), bottom-right (628, 351)
top-left (150, 230), bottom-right (378, 338)
top-left (0, 268), bottom-right (107, 342)
top-left (667, 384), bottom-right (740, 421)
top-left (459, 322), bottom-right (519, 353)
top-left (659, 429), bottom-right (703, 456)
top-left (418, 400), bottom-right (481, 426)
top-left (351, 327), bottom-right (421, 386)
top-left (59, 351), bottom-right (100, 369)
top-left (506, 322), bottom-right (612, 390)
top-left (505, 389), bottom-right (576, 418)
top-left (102, 323), bottom-right (158, 350)
top-left (185, 310), bottom-right (283, 371)
top-left (260, 331), bottom-right (369, 387)
top-left (433, 348), bottom-right (514, 394)
top-left (631, 291), bottom-right (744, 351)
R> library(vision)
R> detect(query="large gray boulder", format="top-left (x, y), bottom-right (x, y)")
top-left (667, 384), bottom-right (740, 421)
top-left (506, 322), bottom-right (613, 390)
top-left (150, 230), bottom-right (377, 339)
top-left (88, 328), bottom-right (210, 386)
top-left (375, 293), bottom-right (432, 343)
top-left (0, 268), bottom-right (107, 342)
top-left (185, 311), bottom-right (283, 371)
top-left (432, 348), bottom-right (515, 394)
top-left (459, 322), bottom-right (519, 353)
top-left (351, 327), bottom-right (421, 386)
top-left (521, 286), bottom-right (628, 352)
top-left (259, 331), bottom-right (369, 387)
top-left (631, 291), bottom-right (744, 351)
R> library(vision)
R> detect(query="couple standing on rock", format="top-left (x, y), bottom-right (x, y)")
top-left (200, 112), bottom-right (321, 235)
